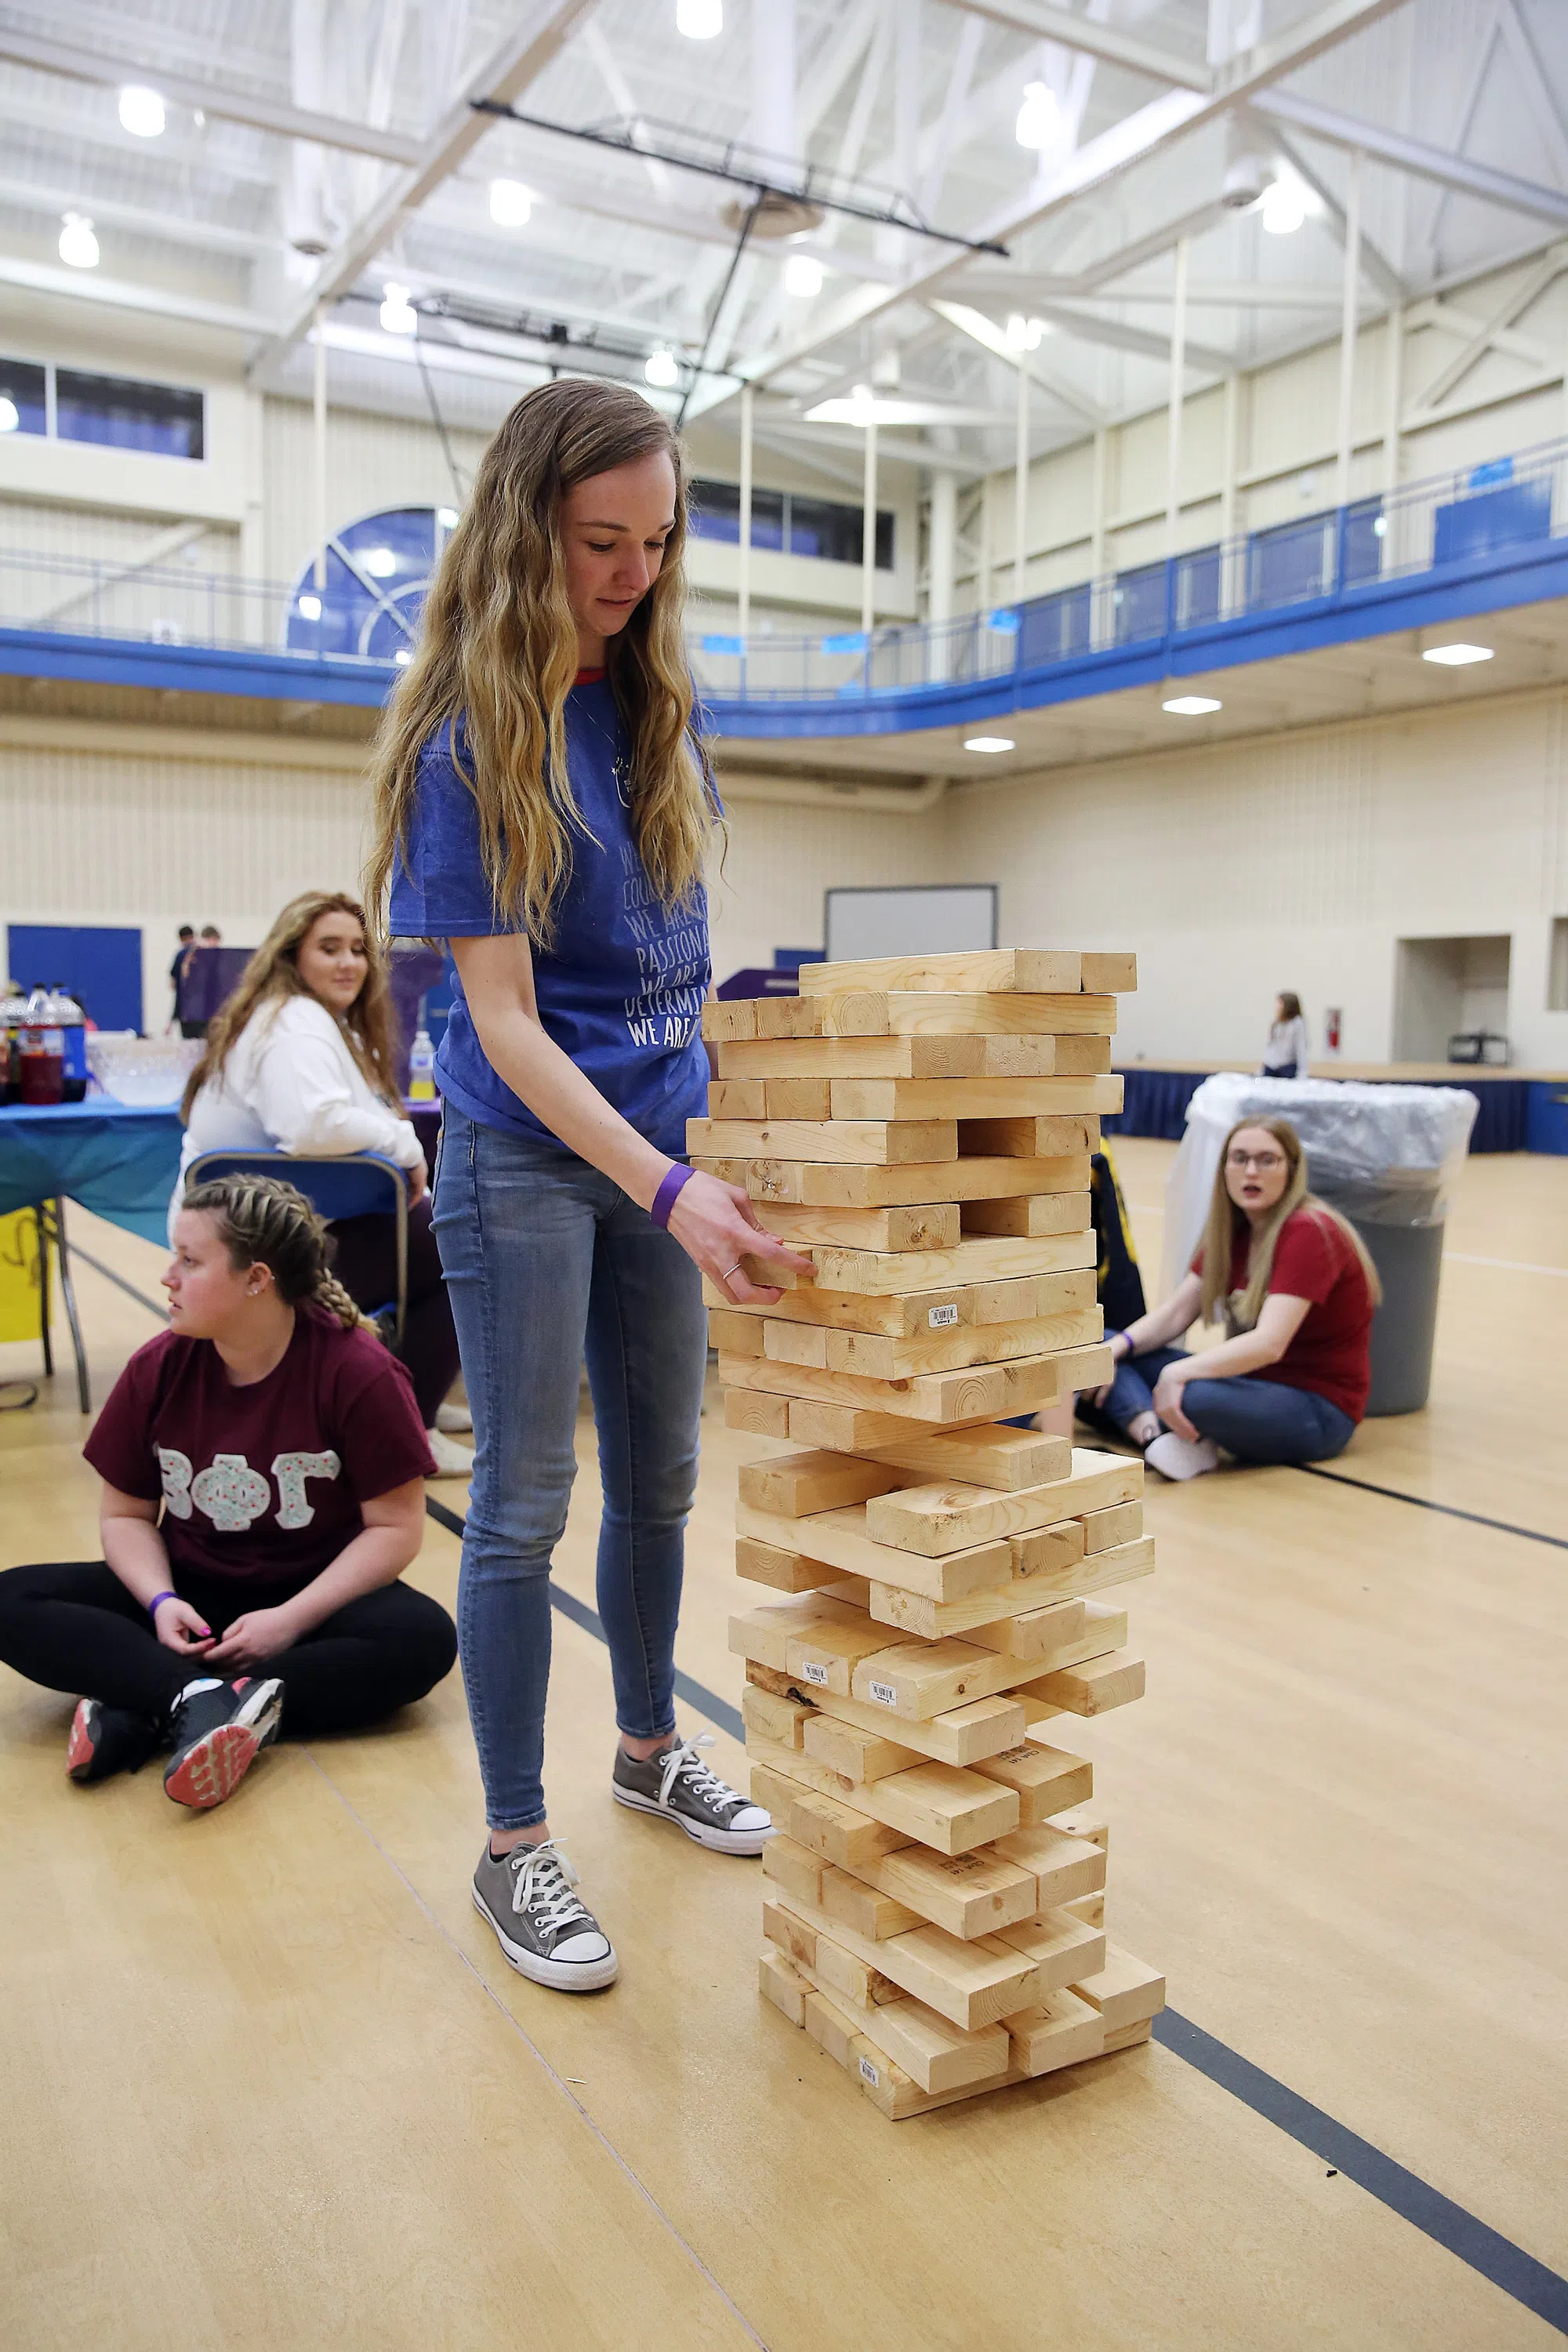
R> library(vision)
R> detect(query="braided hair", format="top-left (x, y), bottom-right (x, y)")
top-left (180, 1175), bottom-right (369, 1331)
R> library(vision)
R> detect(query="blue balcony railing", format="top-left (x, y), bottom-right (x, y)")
top-left (1, 434), bottom-right (1564, 710)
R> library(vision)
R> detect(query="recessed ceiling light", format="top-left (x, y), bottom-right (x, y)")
top-left (361, 547), bottom-right (397, 578)
top-left (1015, 82), bottom-right (1060, 151)
top-left (677, 0), bottom-right (722, 35)
top-left (296, 592), bottom-right (322, 620)
top-left (0, 395), bottom-right (18, 434)
top-left (964, 735), bottom-right (1015, 753)
top-left (784, 252), bottom-right (823, 298)
top-left (644, 348), bottom-right (681, 388)
top-left (58, 212), bottom-right (100, 269)
top-left (1421, 642), bottom-right (1494, 666)
top-left (379, 281), bottom-right (417, 336)
top-left (488, 178), bottom-right (532, 228)
top-left (118, 85), bottom-right (166, 138)
top-left (1163, 695), bottom-right (1222, 715)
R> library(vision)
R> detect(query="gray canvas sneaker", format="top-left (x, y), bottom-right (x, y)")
top-left (472, 1838), bottom-right (619, 1992)
top-left (612, 1732), bottom-right (773, 1855)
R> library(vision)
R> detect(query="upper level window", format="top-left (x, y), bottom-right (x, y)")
top-left (689, 476), bottom-right (893, 569)
top-left (0, 357), bottom-right (205, 459)
top-left (0, 358), bottom-right (47, 437)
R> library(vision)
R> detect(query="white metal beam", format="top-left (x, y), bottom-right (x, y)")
top-left (1411, 246), bottom-right (1568, 411)
top-left (1250, 92), bottom-right (1568, 228)
top-left (943, 0), bottom-right (1210, 92)
top-left (249, 0), bottom-right (599, 379)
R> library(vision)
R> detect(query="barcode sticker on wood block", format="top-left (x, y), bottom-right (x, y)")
top-left (927, 1304), bottom-right (960, 1328)
top-left (867, 1679), bottom-right (898, 1708)
top-left (801, 1661), bottom-right (829, 1686)
top-left (858, 2055), bottom-right (880, 2085)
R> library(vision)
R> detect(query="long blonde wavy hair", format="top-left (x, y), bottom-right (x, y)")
top-left (1200, 1116), bottom-right (1382, 1331)
top-left (363, 378), bottom-right (715, 948)
top-left (180, 891), bottom-right (400, 1120)
top-left (179, 1174), bottom-right (369, 1330)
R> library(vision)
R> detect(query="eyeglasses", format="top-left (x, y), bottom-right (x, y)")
top-left (1226, 1149), bottom-right (1286, 1172)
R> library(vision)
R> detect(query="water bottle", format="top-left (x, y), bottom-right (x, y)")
top-left (19, 985), bottom-right (65, 1106)
top-left (0, 981), bottom-right (26, 1104)
top-left (408, 1026), bottom-right (437, 1102)
top-left (49, 983), bottom-right (89, 1103)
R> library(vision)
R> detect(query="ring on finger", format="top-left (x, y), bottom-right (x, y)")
top-left (721, 1263), bottom-right (744, 1282)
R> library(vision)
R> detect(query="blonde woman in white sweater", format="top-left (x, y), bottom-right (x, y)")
top-left (176, 891), bottom-right (470, 1475)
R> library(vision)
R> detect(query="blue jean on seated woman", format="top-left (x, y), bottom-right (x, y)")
top-left (1105, 1346), bottom-right (1355, 1465)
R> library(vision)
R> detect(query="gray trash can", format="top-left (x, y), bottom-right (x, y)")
top-left (1163, 1075), bottom-right (1479, 1417)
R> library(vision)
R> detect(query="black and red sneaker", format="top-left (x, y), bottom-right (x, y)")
top-left (67, 1699), bottom-right (158, 1784)
top-left (163, 1676), bottom-right (283, 1811)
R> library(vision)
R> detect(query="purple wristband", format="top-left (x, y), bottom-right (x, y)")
top-left (147, 1590), bottom-right (179, 1619)
top-left (650, 1164), bottom-right (696, 1230)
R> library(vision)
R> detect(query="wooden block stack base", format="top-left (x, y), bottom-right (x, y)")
top-left (700, 946), bottom-right (1166, 2120)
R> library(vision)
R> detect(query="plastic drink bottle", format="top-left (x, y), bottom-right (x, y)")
top-left (408, 1027), bottom-right (437, 1102)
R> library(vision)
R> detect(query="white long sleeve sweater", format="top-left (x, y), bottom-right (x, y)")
top-left (1261, 1014), bottom-right (1310, 1075)
top-left (172, 994), bottom-right (424, 1240)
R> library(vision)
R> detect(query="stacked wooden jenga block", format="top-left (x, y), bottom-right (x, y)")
top-left (691, 947), bottom-right (1165, 2119)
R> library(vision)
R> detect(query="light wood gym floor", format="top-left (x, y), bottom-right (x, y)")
top-left (2, 1137), bottom-right (1564, 2350)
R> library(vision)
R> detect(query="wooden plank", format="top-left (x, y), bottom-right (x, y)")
top-left (707, 1307), bottom-right (764, 1356)
top-left (746, 1663), bottom-right (1027, 1768)
top-left (686, 1117), bottom-right (956, 1166)
top-left (848, 1986), bottom-right (1013, 2096)
top-left (829, 1076), bottom-right (1123, 1121)
top-left (856, 1424), bottom-right (1070, 1492)
top-left (712, 1268), bottom-right (1091, 1338)
top-left (1051, 1805), bottom-right (1109, 1852)
top-left (1071, 1945), bottom-right (1167, 2031)
top-left (737, 1450), bottom-right (906, 1519)
top-left (735, 1501), bottom-right (1013, 1605)
top-left (1082, 1501), bottom-right (1142, 1552)
top-left (1026, 1650), bottom-right (1146, 1717)
top-left (825, 1305), bottom-right (1102, 1381)
top-left (848, 1844), bottom-right (1040, 1941)
top-left (815, 1866), bottom-right (924, 1944)
top-left (958, 1115), bottom-right (1107, 1157)
top-left (803, 1712), bottom-right (925, 1785)
top-left (875, 1539), bottom-right (1152, 1642)
top-left (966, 1599), bottom-right (1127, 1664)
top-left (1011, 1526), bottom-right (1151, 1586)
top-left (1081, 952), bottom-right (1137, 993)
top-left (783, 1617), bottom-right (899, 1691)
top-left (758, 1943), bottom-right (808, 2027)
top-left (970, 1034), bottom-right (1112, 1077)
top-left (735, 1536), bottom-right (848, 1595)
top-left (847, 1639), bottom-right (1043, 1722)
top-left (717, 1033), bottom-right (984, 1080)
top-left (995, 1909), bottom-right (1107, 1997)
top-left (708, 1078), bottom-right (767, 1119)
top-left (720, 1388), bottom-right (791, 1439)
top-left (786, 1230), bottom-right (1098, 1296)
top-left (741, 1683), bottom-right (810, 1749)
top-left (992, 1823), bottom-right (1108, 1907)
top-left (751, 996), bottom-right (831, 1039)
top-left (960, 1192), bottom-right (1093, 1239)
top-left (763, 1900), bottom-right (902, 2011)
top-left (768, 1079), bottom-right (833, 1120)
top-left (701, 997), bottom-right (757, 1042)
top-left (707, 1151), bottom-right (1098, 1207)
top-left (720, 1353), bottom-right (1019, 1428)
top-left (1062, 1892), bottom-right (1106, 1930)
top-left (750, 1200), bottom-right (961, 1252)
top-left (747, 1763), bottom-right (913, 1871)
top-left (765, 1889), bottom-right (1041, 2031)
top-left (1103, 2017), bottom-right (1154, 2054)
top-left (970, 1740), bottom-right (1094, 1826)
top-left (866, 1450), bottom-right (1144, 1555)
top-left (822, 990), bottom-right (1119, 1039)
top-left (800, 949), bottom-right (1086, 996)
top-left (762, 1320), bottom-right (828, 1369)
top-left (728, 1594), bottom-right (869, 1674)
top-left (1006, 1987), bottom-right (1108, 2077)
top-left (747, 1737), bottom-right (1021, 1857)
top-left (759, 1831), bottom-right (827, 1911)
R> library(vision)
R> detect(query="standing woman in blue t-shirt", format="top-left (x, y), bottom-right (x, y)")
top-left (365, 379), bottom-right (811, 1994)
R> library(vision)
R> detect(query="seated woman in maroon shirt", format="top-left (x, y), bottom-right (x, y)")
top-left (0, 1176), bottom-right (456, 1809)
top-left (1095, 1116), bottom-right (1380, 1481)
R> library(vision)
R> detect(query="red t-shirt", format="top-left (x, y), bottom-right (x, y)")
top-left (1192, 1205), bottom-right (1374, 1421)
top-left (84, 1307), bottom-right (435, 1589)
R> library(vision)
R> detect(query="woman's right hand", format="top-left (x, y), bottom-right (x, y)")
top-left (666, 1171), bottom-right (817, 1305)
top-left (153, 1595), bottom-right (215, 1654)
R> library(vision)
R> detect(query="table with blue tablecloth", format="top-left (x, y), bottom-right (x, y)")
top-left (0, 1100), bottom-right (186, 1243)
top-left (1104, 1062), bottom-right (1566, 1154)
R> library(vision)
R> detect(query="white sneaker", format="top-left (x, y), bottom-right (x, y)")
top-left (1145, 1432), bottom-right (1221, 1481)
top-left (424, 1426), bottom-right (474, 1479)
top-left (436, 1402), bottom-right (472, 1434)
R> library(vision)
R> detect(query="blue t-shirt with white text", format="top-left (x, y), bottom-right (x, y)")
top-left (387, 677), bottom-right (710, 1156)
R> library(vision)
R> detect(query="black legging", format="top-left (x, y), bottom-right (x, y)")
top-left (329, 1196), bottom-right (461, 1428)
top-left (0, 1560), bottom-right (456, 1735)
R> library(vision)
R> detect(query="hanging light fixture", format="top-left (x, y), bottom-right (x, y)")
top-left (118, 85), bottom-right (166, 137)
top-left (488, 178), bottom-right (532, 228)
top-left (58, 213), bottom-right (100, 269)
top-left (1258, 172), bottom-right (1309, 234)
top-left (379, 282), bottom-right (418, 335)
top-left (1014, 82), bottom-right (1060, 151)
top-left (644, 348), bottom-right (681, 388)
top-left (677, 0), bottom-right (723, 36)
top-left (785, 252), bottom-right (824, 298)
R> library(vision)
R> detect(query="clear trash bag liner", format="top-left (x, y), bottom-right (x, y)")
top-left (1159, 1073), bottom-right (1479, 1300)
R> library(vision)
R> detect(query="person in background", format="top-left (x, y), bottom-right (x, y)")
top-left (169, 925), bottom-right (195, 1030)
top-left (1262, 991), bottom-right (1309, 1078)
top-left (200, 925), bottom-right (222, 946)
top-left (1094, 1117), bottom-right (1378, 1481)
top-left (0, 1176), bottom-right (456, 1809)
top-left (176, 891), bottom-right (471, 1477)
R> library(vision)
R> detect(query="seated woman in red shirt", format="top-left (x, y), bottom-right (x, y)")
top-left (1096, 1117), bottom-right (1380, 1481)
top-left (0, 1175), bottom-right (457, 1809)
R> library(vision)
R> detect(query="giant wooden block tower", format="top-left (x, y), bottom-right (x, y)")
top-left (692, 948), bottom-right (1165, 2118)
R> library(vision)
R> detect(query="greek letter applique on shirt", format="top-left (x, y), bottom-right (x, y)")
top-left (271, 1450), bottom-right (342, 1530)
top-left (191, 1454), bottom-right (272, 1532)
top-left (156, 1447), bottom-right (194, 1519)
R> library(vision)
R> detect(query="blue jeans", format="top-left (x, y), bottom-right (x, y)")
top-left (432, 1106), bottom-right (707, 1829)
top-left (1104, 1347), bottom-right (1356, 1465)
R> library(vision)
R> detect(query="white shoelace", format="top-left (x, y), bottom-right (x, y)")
top-left (658, 1733), bottom-right (739, 1813)
top-left (506, 1838), bottom-right (593, 1935)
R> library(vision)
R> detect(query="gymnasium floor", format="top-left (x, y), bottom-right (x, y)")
top-left (2, 1137), bottom-right (1564, 2350)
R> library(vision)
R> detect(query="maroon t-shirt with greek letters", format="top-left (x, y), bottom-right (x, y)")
top-left (83, 1307), bottom-right (435, 1588)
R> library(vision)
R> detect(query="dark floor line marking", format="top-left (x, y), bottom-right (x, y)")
top-left (426, 1489), bottom-right (1568, 2333)
top-left (1154, 2012), bottom-right (1568, 2336)
top-left (1293, 1463), bottom-right (1568, 1552)
top-left (423, 1496), bottom-right (743, 1740)
top-left (67, 1244), bottom-right (165, 1319)
top-left (301, 1752), bottom-right (770, 2350)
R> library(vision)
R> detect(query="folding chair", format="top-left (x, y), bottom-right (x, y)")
top-left (183, 1150), bottom-right (408, 1349)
